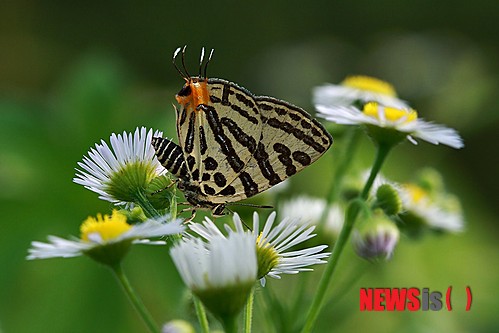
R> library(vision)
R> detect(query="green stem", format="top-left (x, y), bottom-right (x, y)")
top-left (360, 143), bottom-right (391, 200)
top-left (300, 143), bottom-right (392, 333)
top-left (221, 315), bottom-right (238, 333)
top-left (112, 264), bottom-right (160, 333)
top-left (169, 190), bottom-right (178, 218)
top-left (134, 189), bottom-right (160, 218)
top-left (193, 296), bottom-right (210, 333)
top-left (244, 288), bottom-right (255, 333)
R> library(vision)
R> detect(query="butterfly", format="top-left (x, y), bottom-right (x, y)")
top-left (152, 46), bottom-right (333, 216)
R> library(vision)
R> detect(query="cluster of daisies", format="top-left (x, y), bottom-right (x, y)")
top-left (27, 74), bottom-right (464, 332)
top-left (27, 127), bottom-right (330, 329)
top-left (277, 75), bottom-right (464, 261)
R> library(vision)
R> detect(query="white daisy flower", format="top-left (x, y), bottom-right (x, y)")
top-left (253, 212), bottom-right (329, 281)
top-left (279, 196), bottom-right (326, 224)
top-left (170, 228), bottom-right (257, 322)
top-left (189, 212), bottom-right (330, 285)
top-left (325, 203), bottom-right (344, 236)
top-left (27, 210), bottom-right (183, 265)
top-left (314, 75), bottom-right (410, 109)
top-left (400, 184), bottom-right (464, 233)
top-left (316, 101), bottom-right (464, 148)
top-left (279, 196), bottom-right (344, 236)
top-left (73, 127), bottom-right (166, 206)
top-left (170, 230), bottom-right (257, 291)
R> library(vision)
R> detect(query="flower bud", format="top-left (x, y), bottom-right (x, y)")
top-left (353, 210), bottom-right (400, 261)
top-left (375, 184), bottom-right (402, 215)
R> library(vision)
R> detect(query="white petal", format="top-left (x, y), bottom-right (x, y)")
top-left (412, 120), bottom-right (464, 149)
top-left (73, 127), bottom-right (165, 204)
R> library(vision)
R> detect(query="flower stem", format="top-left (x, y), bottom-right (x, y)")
top-left (360, 143), bottom-right (391, 200)
top-left (244, 288), bottom-right (255, 333)
top-left (193, 296), bottom-right (210, 333)
top-left (111, 264), bottom-right (160, 333)
top-left (169, 190), bottom-right (178, 218)
top-left (221, 315), bottom-right (238, 333)
top-left (300, 143), bottom-right (392, 333)
top-left (134, 189), bottom-right (161, 218)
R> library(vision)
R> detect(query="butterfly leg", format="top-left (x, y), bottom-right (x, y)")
top-left (185, 210), bottom-right (197, 223)
top-left (151, 178), bottom-right (178, 195)
top-left (178, 206), bottom-right (197, 223)
top-left (211, 204), bottom-right (226, 217)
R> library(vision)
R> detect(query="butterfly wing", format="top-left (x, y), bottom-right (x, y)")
top-left (206, 96), bottom-right (333, 204)
top-left (175, 78), bottom-right (263, 197)
top-left (151, 137), bottom-right (190, 180)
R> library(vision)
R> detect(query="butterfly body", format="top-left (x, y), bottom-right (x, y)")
top-left (153, 51), bottom-right (332, 215)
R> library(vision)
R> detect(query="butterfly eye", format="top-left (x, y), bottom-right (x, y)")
top-left (177, 84), bottom-right (192, 97)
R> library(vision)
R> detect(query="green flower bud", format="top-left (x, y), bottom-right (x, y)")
top-left (375, 184), bottom-right (402, 215)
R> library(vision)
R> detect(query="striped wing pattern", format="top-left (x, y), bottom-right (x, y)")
top-left (152, 137), bottom-right (189, 181)
top-left (205, 96), bottom-right (332, 204)
top-left (154, 76), bottom-right (332, 211)
top-left (176, 78), bottom-right (263, 197)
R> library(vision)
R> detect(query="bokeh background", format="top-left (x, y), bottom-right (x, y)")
top-left (1, 1), bottom-right (498, 332)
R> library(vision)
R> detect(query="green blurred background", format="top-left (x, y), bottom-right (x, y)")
top-left (1, 1), bottom-right (498, 332)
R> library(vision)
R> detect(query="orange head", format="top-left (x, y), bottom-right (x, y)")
top-left (175, 77), bottom-right (210, 111)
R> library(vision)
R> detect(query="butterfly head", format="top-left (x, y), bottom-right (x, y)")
top-left (173, 46), bottom-right (215, 111)
top-left (176, 77), bottom-right (210, 111)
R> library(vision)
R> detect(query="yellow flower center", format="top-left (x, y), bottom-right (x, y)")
top-left (80, 210), bottom-right (131, 242)
top-left (404, 184), bottom-right (427, 204)
top-left (363, 102), bottom-right (418, 123)
top-left (256, 233), bottom-right (280, 279)
top-left (342, 75), bottom-right (397, 96)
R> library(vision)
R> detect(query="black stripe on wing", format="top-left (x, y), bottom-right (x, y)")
top-left (152, 137), bottom-right (190, 180)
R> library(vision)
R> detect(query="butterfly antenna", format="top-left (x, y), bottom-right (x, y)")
top-left (224, 207), bottom-right (252, 231)
top-left (198, 47), bottom-right (205, 78)
top-left (203, 48), bottom-right (215, 80)
top-left (181, 45), bottom-right (191, 79)
top-left (227, 202), bottom-right (274, 209)
top-left (172, 47), bottom-right (187, 81)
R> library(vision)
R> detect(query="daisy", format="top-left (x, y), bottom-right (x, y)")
top-left (27, 210), bottom-right (183, 266)
top-left (189, 212), bottom-right (330, 285)
top-left (316, 101), bottom-right (464, 148)
top-left (73, 127), bottom-right (166, 206)
top-left (278, 196), bottom-right (326, 224)
top-left (170, 231), bottom-right (257, 291)
top-left (279, 196), bottom-right (344, 236)
top-left (399, 183), bottom-right (464, 233)
top-left (314, 75), bottom-right (410, 109)
top-left (169, 230), bottom-right (257, 322)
